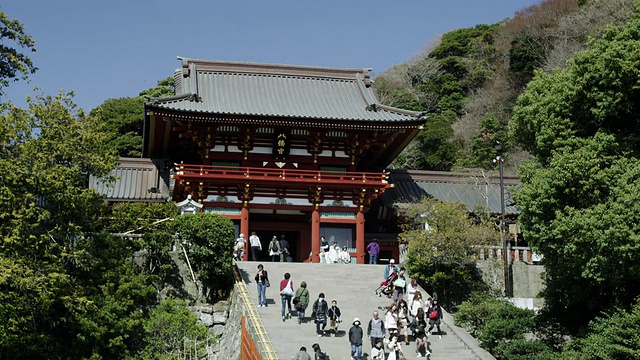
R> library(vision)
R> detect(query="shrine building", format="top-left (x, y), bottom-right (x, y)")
top-left (137, 57), bottom-right (427, 263)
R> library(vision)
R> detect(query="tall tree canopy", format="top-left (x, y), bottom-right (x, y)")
top-left (0, 91), bottom-right (120, 357)
top-left (0, 10), bottom-right (36, 95)
top-left (510, 7), bottom-right (640, 335)
top-left (90, 77), bottom-right (174, 157)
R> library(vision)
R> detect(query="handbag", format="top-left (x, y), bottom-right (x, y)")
top-left (393, 277), bottom-right (406, 288)
top-left (264, 279), bottom-right (270, 287)
top-left (429, 309), bottom-right (439, 320)
top-left (280, 280), bottom-right (294, 296)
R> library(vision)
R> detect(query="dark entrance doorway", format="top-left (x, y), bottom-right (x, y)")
top-left (252, 230), bottom-right (300, 262)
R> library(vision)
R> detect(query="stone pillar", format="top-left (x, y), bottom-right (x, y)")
top-left (241, 207), bottom-right (249, 261)
top-left (311, 209), bottom-right (320, 263)
top-left (356, 210), bottom-right (365, 264)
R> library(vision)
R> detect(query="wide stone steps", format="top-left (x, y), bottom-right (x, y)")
top-left (236, 261), bottom-right (481, 360)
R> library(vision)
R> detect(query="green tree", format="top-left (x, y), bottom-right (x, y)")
top-left (67, 233), bottom-right (157, 359)
top-left (401, 198), bottom-right (497, 307)
top-left (141, 297), bottom-right (214, 360)
top-left (0, 11), bottom-right (36, 94)
top-left (91, 77), bottom-right (174, 157)
top-left (173, 213), bottom-right (235, 301)
top-left (458, 114), bottom-right (510, 169)
top-left (510, 9), bottom-right (640, 335)
top-left (558, 299), bottom-right (640, 359)
top-left (0, 91), bottom-right (119, 358)
top-left (106, 202), bottom-right (179, 281)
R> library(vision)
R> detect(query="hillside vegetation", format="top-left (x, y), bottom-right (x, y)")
top-left (375, 0), bottom-right (635, 175)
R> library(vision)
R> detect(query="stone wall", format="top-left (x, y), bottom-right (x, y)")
top-left (476, 259), bottom-right (545, 308)
top-left (189, 289), bottom-right (243, 360)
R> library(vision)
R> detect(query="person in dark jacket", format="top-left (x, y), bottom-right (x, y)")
top-left (279, 234), bottom-right (290, 262)
top-left (327, 299), bottom-right (342, 336)
top-left (349, 317), bottom-right (364, 360)
top-left (427, 299), bottom-right (443, 338)
top-left (312, 293), bottom-right (329, 336)
top-left (254, 264), bottom-right (269, 307)
top-left (312, 343), bottom-right (329, 360)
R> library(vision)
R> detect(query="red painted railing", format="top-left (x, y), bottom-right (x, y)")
top-left (174, 164), bottom-right (390, 186)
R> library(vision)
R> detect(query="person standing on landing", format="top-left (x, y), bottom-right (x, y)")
top-left (312, 292), bottom-right (329, 337)
top-left (279, 272), bottom-right (295, 321)
top-left (349, 317), bottom-right (364, 360)
top-left (427, 299), bottom-right (443, 338)
top-left (327, 299), bottom-right (342, 336)
top-left (339, 246), bottom-right (351, 264)
top-left (279, 234), bottom-right (290, 262)
top-left (268, 235), bottom-right (281, 262)
top-left (366, 240), bottom-right (380, 264)
top-left (234, 233), bottom-right (246, 261)
top-left (254, 264), bottom-right (269, 307)
top-left (249, 231), bottom-right (262, 261)
top-left (319, 236), bottom-right (329, 263)
top-left (293, 281), bottom-right (310, 324)
top-left (367, 310), bottom-right (385, 350)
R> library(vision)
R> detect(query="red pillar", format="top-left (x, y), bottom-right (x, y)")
top-left (356, 210), bottom-right (365, 264)
top-left (241, 207), bottom-right (250, 261)
top-left (311, 209), bottom-right (320, 263)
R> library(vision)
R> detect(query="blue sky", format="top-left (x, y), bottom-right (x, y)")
top-left (2, 0), bottom-right (540, 112)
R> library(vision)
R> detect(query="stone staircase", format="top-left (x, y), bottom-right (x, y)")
top-left (236, 261), bottom-right (492, 360)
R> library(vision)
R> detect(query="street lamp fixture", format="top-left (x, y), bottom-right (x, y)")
top-left (494, 142), bottom-right (511, 297)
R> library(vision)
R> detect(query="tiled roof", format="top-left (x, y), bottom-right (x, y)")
top-left (89, 158), bottom-right (170, 202)
top-left (145, 58), bottom-right (424, 122)
top-left (382, 170), bottom-right (520, 215)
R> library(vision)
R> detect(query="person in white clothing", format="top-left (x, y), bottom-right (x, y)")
top-left (386, 335), bottom-right (403, 360)
top-left (339, 246), bottom-right (351, 264)
top-left (384, 302), bottom-right (399, 338)
top-left (326, 241), bottom-right (339, 263)
top-left (249, 231), bottom-right (262, 261)
top-left (234, 234), bottom-right (246, 260)
top-left (406, 278), bottom-right (419, 304)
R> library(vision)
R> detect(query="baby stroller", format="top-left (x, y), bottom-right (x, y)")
top-left (375, 272), bottom-right (397, 297)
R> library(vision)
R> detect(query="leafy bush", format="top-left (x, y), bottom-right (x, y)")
top-left (141, 297), bottom-right (214, 360)
top-left (173, 213), bottom-right (235, 301)
top-left (455, 293), bottom-right (537, 354)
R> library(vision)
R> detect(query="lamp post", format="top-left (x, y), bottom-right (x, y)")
top-left (494, 142), bottom-right (511, 297)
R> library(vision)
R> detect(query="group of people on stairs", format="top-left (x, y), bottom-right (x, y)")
top-left (253, 259), bottom-right (445, 359)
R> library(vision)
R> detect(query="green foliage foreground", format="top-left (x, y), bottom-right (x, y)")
top-left (510, 6), bottom-right (640, 336)
top-left (0, 92), bottom-right (229, 358)
top-left (402, 198), bottom-right (498, 308)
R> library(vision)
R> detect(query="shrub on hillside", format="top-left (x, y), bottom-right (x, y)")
top-left (173, 213), bottom-right (235, 301)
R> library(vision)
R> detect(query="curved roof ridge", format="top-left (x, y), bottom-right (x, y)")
top-left (177, 56), bottom-right (371, 80)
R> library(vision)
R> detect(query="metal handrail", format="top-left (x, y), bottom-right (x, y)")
top-left (232, 264), bottom-right (279, 360)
